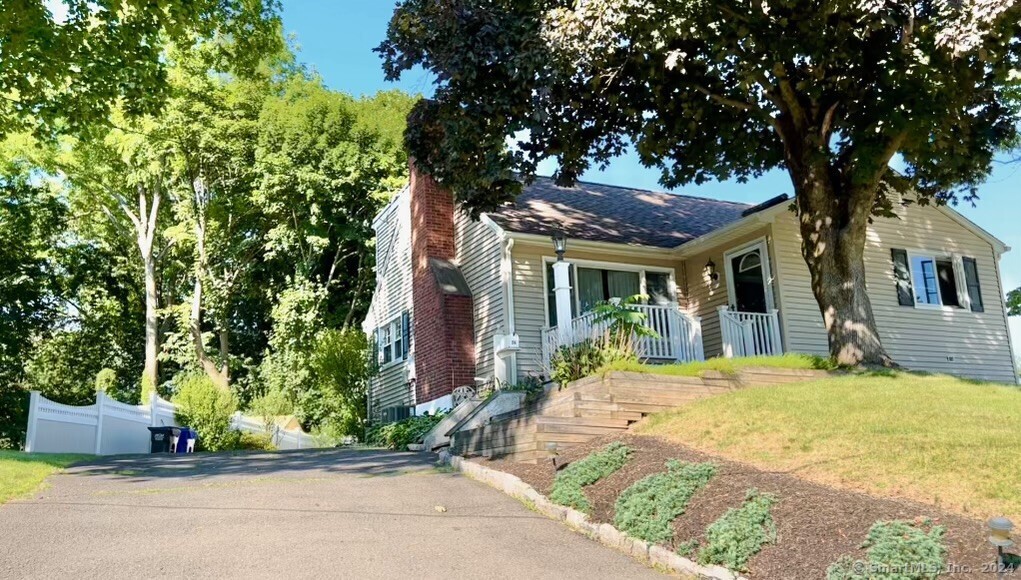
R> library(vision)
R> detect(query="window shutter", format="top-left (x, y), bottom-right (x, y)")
top-left (891, 249), bottom-right (913, 306)
top-left (951, 256), bottom-right (970, 309)
top-left (401, 311), bottom-right (411, 359)
top-left (962, 257), bottom-right (984, 312)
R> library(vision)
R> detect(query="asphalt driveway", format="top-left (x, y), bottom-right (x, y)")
top-left (0, 448), bottom-right (661, 579)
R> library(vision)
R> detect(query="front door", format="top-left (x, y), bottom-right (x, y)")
top-left (726, 244), bottom-right (771, 313)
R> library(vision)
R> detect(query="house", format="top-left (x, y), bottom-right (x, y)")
top-left (363, 166), bottom-right (1018, 421)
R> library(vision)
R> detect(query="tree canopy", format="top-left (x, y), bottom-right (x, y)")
top-left (379, 0), bottom-right (1021, 365)
top-left (0, 0), bottom-right (282, 137)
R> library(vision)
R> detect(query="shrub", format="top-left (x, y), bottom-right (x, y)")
top-left (697, 489), bottom-right (777, 571)
top-left (172, 373), bottom-right (241, 452)
top-left (237, 431), bottom-right (276, 451)
top-left (503, 373), bottom-right (546, 403)
top-left (614, 460), bottom-right (716, 544)
top-left (826, 519), bottom-right (947, 580)
top-left (365, 413), bottom-right (445, 450)
top-left (550, 441), bottom-right (631, 514)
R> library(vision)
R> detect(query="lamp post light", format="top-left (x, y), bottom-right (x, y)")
top-left (550, 228), bottom-right (573, 343)
top-left (551, 228), bottom-right (567, 261)
top-left (988, 517), bottom-right (1015, 579)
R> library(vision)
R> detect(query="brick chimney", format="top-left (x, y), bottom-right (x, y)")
top-left (409, 162), bottom-right (476, 404)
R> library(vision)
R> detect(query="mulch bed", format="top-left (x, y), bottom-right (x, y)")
top-left (484, 434), bottom-right (1010, 579)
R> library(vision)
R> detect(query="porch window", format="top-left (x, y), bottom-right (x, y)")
top-left (545, 261), bottom-right (675, 326)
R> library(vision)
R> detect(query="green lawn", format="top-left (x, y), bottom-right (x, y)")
top-left (602, 353), bottom-right (835, 377)
top-left (0, 451), bottom-right (89, 505)
top-left (638, 372), bottom-right (1021, 521)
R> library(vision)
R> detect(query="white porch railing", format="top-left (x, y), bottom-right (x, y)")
top-left (718, 306), bottom-right (783, 358)
top-left (541, 304), bottom-right (704, 366)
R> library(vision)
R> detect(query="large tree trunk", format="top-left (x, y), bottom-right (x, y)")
top-left (189, 274), bottom-right (230, 391)
top-left (790, 163), bottom-right (896, 367)
top-left (188, 202), bottom-right (230, 391)
top-left (142, 253), bottom-right (159, 393)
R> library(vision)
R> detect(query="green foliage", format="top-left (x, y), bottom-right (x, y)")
top-left (365, 414), bottom-right (446, 450)
top-left (236, 432), bottom-right (276, 452)
top-left (1008, 287), bottom-right (1020, 317)
top-left (502, 374), bottom-right (547, 403)
top-left (592, 295), bottom-right (659, 341)
top-left (697, 490), bottom-right (777, 572)
top-left (827, 519), bottom-right (947, 580)
top-left (0, 384), bottom-right (28, 450)
top-left (94, 368), bottom-right (133, 404)
top-left (613, 460), bottom-right (716, 544)
top-left (550, 442), bottom-right (631, 514)
top-left (549, 334), bottom-right (639, 386)
top-left (0, 0), bottom-right (282, 137)
top-left (172, 373), bottom-right (240, 452)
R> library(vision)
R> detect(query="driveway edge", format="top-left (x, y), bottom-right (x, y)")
top-left (440, 452), bottom-right (746, 580)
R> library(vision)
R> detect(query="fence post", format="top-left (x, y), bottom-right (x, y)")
top-left (94, 391), bottom-right (106, 455)
top-left (25, 391), bottom-right (41, 452)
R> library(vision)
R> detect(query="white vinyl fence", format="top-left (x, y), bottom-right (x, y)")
top-left (25, 391), bottom-right (318, 455)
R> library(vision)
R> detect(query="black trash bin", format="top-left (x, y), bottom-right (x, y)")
top-left (147, 426), bottom-right (175, 453)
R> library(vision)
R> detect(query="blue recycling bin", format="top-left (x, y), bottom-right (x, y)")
top-left (175, 427), bottom-right (196, 453)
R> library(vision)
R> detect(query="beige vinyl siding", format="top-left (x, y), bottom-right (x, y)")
top-left (455, 213), bottom-right (505, 381)
top-left (366, 190), bottom-right (414, 413)
top-left (680, 228), bottom-right (774, 358)
top-left (771, 200), bottom-right (1017, 383)
top-left (511, 242), bottom-right (684, 378)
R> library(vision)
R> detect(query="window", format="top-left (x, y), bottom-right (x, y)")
top-left (377, 313), bottom-right (409, 365)
top-left (895, 250), bottom-right (982, 310)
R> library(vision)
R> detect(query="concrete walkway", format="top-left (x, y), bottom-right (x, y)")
top-left (0, 449), bottom-right (661, 579)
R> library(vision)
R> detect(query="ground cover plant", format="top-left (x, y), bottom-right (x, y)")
top-left (696, 489), bottom-right (777, 571)
top-left (550, 441), bottom-right (631, 514)
top-left (639, 372), bottom-right (1021, 520)
top-left (0, 451), bottom-right (88, 505)
top-left (613, 459), bottom-right (716, 544)
top-left (827, 519), bottom-right (947, 580)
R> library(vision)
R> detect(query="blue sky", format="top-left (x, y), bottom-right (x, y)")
top-left (281, 1), bottom-right (1021, 359)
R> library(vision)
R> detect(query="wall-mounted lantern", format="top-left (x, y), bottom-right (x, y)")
top-left (705, 259), bottom-right (720, 282)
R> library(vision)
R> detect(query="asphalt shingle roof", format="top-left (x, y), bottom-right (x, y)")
top-left (487, 178), bottom-right (753, 249)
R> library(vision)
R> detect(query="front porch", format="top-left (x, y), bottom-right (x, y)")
top-left (540, 304), bottom-right (783, 367)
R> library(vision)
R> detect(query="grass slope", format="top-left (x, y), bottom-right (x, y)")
top-left (601, 353), bottom-right (834, 377)
top-left (639, 372), bottom-right (1021, 521)
top-left (0, 451), bottom-right (88, 505)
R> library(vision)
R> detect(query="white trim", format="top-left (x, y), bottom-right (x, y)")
top-left (539, 255), bottom-right (678, 326)
top-left (723, 236), bottom-right (776, 312)
top-left (509, 232), bottom-right (677, 260)
top-left (478, 212), bottom-right (506, 238)
top-left (903, 247), bottom-right (971, 312)
top-left (935, 205), bottom-right (1009, 254)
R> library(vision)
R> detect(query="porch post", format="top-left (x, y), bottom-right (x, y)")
top-left (552, 260), bottom-right (574, 344)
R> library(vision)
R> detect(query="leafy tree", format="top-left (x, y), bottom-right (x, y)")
top-left (1008, 287), bottom-right (1020, 316)
top-left (0, 145), bottom-right (64, 447)
top-left (0, 0), bottom-right (282, 137)
top-left (379, 0), bottom-right (1021, 366)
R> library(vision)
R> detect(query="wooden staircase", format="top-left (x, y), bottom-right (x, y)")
top-left (449, 374), bottom-right (719, 463)
top-left (448, 368), bottom-right (832, 463)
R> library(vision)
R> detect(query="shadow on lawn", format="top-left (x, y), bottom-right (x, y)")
top-left (64, 448), bottom-right (441, 483)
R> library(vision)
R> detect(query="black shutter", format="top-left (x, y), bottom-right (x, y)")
top-left (891, 249), bottom-right (913, 306)
top-left (962, 257), bottom-right (984, 312)
top-left (401, 311), bottom-right (411, 359)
